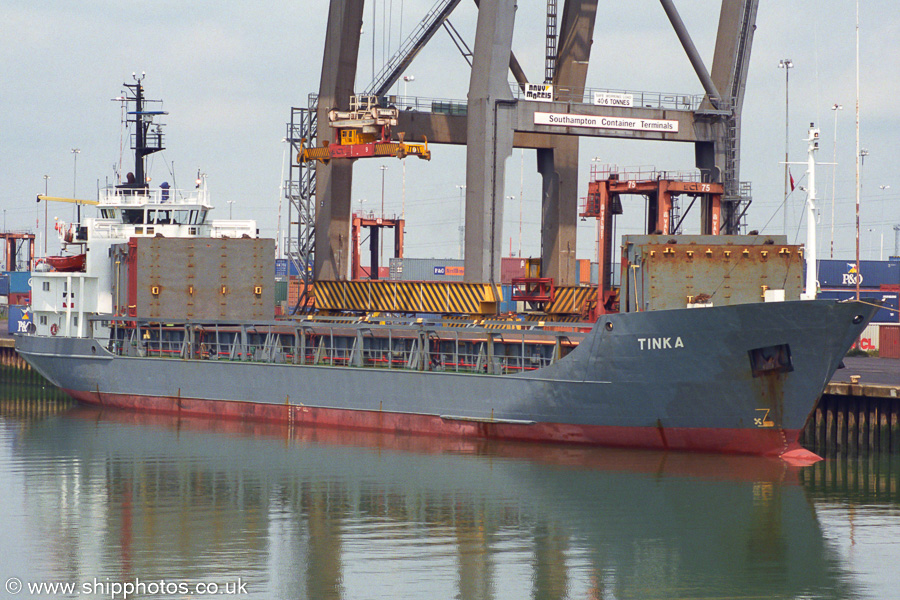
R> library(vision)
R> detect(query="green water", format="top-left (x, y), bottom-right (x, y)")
top-left (1, 397), bottom-right (899, 600)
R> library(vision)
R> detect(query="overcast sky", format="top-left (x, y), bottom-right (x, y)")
top-left (2, 0), bottom-right (898, 263)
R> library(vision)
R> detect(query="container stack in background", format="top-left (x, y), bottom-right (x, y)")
top-left (817, 259), bottom-right (900, 357)
top-left (2, 271), bottom-right (32, 335)
top-left (387, 257), bottom-right (596, 315)
top-left (275, 258), bottom-right (314, 315)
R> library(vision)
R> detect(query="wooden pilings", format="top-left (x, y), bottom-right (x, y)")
top-left (0, 395), bottom-right (74, 418)
top-left (0, 342), bottom-right (69, 403)
top-left (799, 453), bottom-right (900, 502)
top-left (801, 388), bottom-right (900, 456)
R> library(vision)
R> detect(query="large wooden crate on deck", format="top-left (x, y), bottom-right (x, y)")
top-left (119, 237), bottom-right (275, 321)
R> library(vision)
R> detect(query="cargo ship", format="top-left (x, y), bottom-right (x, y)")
top-left (14, 80), bottom-right (877, 461)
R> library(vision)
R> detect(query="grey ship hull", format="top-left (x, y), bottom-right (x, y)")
top-left (15, 299), bottom-right (875, 457)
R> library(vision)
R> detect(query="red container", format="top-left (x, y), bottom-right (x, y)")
top-left (578, 259), bottom-right (591, 284)
top-left (500, 257), bottom-right (527, 284)
top-left (8, 291), bottom-right (31, 306)
top-left (288, 280), bottom-right (313, 307)
top-left (879, 324), bottom-right (900, 359)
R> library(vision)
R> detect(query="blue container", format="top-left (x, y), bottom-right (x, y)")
top-left (275, 259), bottom-right (288, 279)
top-left (6, 305), bottom-right (34, 334)
top-left (4, 271), bottom-right (32, 294)
top-left (0, 274), bottom-right (8, 296)
top-left (818, 289), bottom-right (900, 323)
top-left (499, 285), bottom-right (515, 313)
top-left (816, 260), bottom-right (900, 288)
top-left (275, 259), bottom-right (307, 279)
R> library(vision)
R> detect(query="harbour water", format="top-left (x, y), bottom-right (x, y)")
top-left (2, 384), bottom-right (900, 600)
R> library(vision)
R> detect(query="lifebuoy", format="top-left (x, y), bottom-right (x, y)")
top-left (50, 323), bottom-right (59, 336)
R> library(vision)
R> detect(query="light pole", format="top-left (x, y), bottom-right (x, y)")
top-left (880, 187), bottom-right (891, 259)
top-left (402, 75), bottom-right (415, 100)
top-left (71, 148), bottom-right (81, 224)
top-left (379, 165), bottom-right (388, 217)
top-left (456, 185), bottom-right (466, 259)
top-left (779, 59), bottom-right (793, 235)
top-left (506, 195), bottom-right (521, 258)
top-left (379, 165), bottom-right (388, 259)
top-left (357, 198), bottom-right (367, 216)
top-left (401, 76), bottom-right (414, 221)
top-left (830, 103), bottom-right (842, 258)
top-left (860, 148), bottom-right (869, 192)
top-left (227, 200), bottom-right (235, 219)
top-left (43, 175), bottom-right (50, 255)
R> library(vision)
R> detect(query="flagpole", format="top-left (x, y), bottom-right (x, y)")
top-left (855, 0), bottom-right (861, 300)
top-left (779, 59), bottom-right (794, 235)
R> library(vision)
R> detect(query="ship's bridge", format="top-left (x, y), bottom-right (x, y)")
top-left (89, 184), bottom-right (255, 240)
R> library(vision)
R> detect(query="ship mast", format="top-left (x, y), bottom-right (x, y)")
top-left (120, 74), bottom-right (165, 189)
top-left (802, 123), bottom-right (820, 300)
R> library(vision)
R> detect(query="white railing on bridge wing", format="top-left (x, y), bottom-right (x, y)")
top-left (98, 187), bottom-right (210, 206)
top-left (210, 220), bottom-right (257, 238)
top-left (88, 221), bottom-right (207, 239)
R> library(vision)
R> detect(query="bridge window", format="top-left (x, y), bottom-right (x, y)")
top-left (122, 209), bottom-right (144, 224)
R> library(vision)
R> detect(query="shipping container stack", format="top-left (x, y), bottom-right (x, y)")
top-left (816, 259), bottom-right (900, 323)
top-left (275, 258), bottom-right (314, 314)
top-left (816, 259), bottom-right (900, 357)
top-left (3, 271), bottom-right (32, 336)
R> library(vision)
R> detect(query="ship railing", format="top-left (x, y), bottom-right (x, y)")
top-left (209, 221), bottom-right (258, 238)
top-left (589, 164), bottom-right (705, 183)
top-left (385, 87), bottom-right (707, 116)
top-left (98, 187), bottom-right (211, 206)
top-left (93, 315), bottom-right (588, 375)
top-left (509, 84), bottom-right (707, 111)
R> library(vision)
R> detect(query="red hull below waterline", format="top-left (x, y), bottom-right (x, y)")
top-left (64, 388), bottom-right (816, 461)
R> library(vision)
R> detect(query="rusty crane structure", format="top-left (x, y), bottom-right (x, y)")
top-left (284, 0), bottom-right (758, 312)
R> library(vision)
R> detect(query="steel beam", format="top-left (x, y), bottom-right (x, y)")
top-left (396, 101), bottom-right (712, 146)
top-left (659, 0), bottom-right (723, 109)
top-left (540, 0), bottom-right (598, 285)
top-left (315, 0), bottom-right (364, 281)
top-left (708, 0), bottom-right (759, 233)
top-left (463, 0), bottom-right (517, 283)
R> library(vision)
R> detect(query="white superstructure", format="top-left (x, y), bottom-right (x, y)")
top-left (30, 78), bottom-right (257, 339)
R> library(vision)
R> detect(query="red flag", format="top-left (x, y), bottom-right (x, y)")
top-left (789, 170), bottom-right (795, 191)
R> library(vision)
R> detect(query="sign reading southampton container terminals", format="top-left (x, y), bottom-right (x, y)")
top-left (524, 83), bottom-right (553, 102)
top-left (534, 112), bottom-right (679, 133)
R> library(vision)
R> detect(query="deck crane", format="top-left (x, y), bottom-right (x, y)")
top-left (298, 95), bottom-right (430, 164)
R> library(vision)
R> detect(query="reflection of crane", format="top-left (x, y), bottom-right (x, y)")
top-left (299, 96), bottom-right (430, 164)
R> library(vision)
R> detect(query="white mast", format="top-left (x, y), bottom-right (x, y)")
top-left (855, 0), bottom-right (861, 300)
top-left (802, 123), bottom-right (821, 300)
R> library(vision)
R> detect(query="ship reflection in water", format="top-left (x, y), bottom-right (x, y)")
top-left (1, 402), bottom-right (899, 600)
